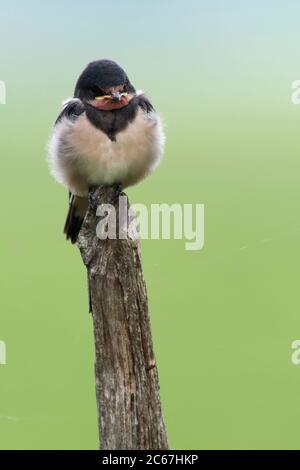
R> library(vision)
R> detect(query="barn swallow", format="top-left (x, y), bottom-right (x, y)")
top-left (48, 59), bottom-right (165, 243)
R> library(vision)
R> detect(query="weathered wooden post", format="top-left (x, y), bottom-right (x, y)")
top-left (77, 185), bottom-right (168, 450)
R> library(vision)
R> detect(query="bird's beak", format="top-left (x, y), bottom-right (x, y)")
top-left (111, 91), bottom-right (122, 101)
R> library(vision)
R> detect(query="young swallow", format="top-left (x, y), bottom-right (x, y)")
top-left (48, 59), bottom-right (165, 243)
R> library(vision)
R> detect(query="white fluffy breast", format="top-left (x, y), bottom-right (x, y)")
top-left (48, 106), bottom-right (164, 196)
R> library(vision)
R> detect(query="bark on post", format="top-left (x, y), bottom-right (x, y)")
top-left (76, 185), bottom-right (168, 450)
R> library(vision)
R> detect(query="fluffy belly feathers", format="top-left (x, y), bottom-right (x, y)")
top-left (48, 108), bottom-right (164, 195)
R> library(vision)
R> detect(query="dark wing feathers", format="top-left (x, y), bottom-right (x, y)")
top-left (137, 94), bottom-right (155, 113)
top-left (55, 98), bottom-right (85, 125)
top-left (55, 94), bottom-right (153, 129)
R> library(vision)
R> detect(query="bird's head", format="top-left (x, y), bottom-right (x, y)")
top-left (74, 59), bottom-right (136, 110)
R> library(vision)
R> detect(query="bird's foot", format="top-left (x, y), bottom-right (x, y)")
top-left (113, 183), bottom-right (123, 200)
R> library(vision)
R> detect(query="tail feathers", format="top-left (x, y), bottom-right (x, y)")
top-left (63, 194), bottom-right (85, 244)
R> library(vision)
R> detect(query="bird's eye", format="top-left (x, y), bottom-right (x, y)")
top-left (91, 86), bottom-right (103, 96)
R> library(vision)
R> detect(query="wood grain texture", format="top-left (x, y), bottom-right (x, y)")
top-left (77, 185), bottom-right (168, 450)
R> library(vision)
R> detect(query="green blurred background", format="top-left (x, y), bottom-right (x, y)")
top-left (1, 0), bottom-right (300, 450)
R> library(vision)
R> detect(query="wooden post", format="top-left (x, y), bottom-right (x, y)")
top-left (77, 185), bottom-right (168, 450)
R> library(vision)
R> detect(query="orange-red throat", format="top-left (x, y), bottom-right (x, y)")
top-left (88, 92), bottom-right (134, 111)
